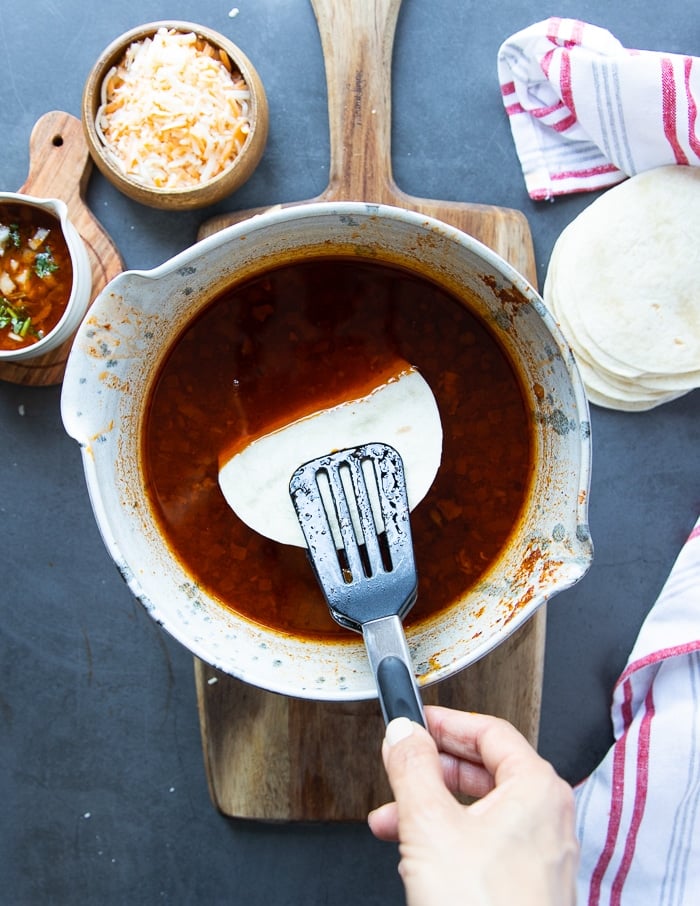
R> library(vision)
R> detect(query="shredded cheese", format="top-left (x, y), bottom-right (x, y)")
top-left (95, 28), bottom-right (252, 189)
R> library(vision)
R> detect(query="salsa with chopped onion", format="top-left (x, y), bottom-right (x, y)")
top-left (0, 202), bottom-right (73, 350)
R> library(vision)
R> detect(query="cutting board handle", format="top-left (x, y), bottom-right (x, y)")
top-left (311, 0), bottom-right (400, 200)
top-left (193, 3), bottom-right (542, 821)
top-left (19, 111), bottom-right (92, 205)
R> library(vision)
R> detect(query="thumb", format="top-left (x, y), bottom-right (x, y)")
top-left (382, 717), bottom-right (457, 827)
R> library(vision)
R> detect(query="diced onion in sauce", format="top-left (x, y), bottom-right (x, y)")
top-left (0, 203), bottom-right (72, 350)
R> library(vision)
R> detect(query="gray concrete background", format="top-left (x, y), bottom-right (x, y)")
top-left (2, 1), bottom-right (699, 902)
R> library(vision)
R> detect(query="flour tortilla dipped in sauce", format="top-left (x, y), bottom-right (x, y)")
top-left (141, 258), bottom-right (533, 638)
top-left (218, 365), bottom-right (443, 548)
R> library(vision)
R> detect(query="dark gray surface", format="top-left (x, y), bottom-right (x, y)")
top-left (2, 1), bottom-right (699, 902)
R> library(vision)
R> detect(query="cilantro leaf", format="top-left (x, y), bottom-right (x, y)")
top-left (0, 296), bottom-right (40, 339)
top-left (34, 247), bottom-right (58, 278)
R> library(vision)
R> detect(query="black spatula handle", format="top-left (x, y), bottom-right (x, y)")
top-left (362, 615), bottom-right (426, 727)
top-left (376, 655), bottom-right (426, 726)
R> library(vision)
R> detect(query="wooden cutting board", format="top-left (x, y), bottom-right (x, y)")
top-left (195, 0), bottom-right (545, 821)
top-left (0, 111), bottom-right (123, 386)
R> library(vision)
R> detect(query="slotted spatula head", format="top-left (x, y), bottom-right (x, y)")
top-left (289, 442), bottom-right (425, 726)
top-left (289, 442), bottom-right (418, 631)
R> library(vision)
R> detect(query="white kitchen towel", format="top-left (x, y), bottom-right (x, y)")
top-left (497, 18), bottom-right (700, 200)
top-left (574, 516), bottom-right (700, 905)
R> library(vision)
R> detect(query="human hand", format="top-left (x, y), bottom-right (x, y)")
top-left (368, 706), bottom-right (578, 906)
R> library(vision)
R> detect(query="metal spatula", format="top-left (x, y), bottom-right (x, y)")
top-left (289, 442), bottom-right (425, 726)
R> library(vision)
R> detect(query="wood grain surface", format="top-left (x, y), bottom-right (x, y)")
top-left (195, 0), bottom-right (546, 822)
top-left (0, 111), bottom-right (123, 386)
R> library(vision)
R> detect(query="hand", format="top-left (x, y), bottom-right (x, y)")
top-left (368, 706), bottom-right (578, 906)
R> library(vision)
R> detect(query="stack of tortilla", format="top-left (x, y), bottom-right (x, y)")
top-left (543, 166), bottom-right (700, 411)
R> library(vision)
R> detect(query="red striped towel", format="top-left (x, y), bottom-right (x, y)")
top-left (497, 18), bottom-right (700, 200)
top-left (574, 516), bottom-right (700, 905)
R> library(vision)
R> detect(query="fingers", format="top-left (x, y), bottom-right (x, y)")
top-left (368, 715), bottom-right (454, 841)
top-left (368, 708), bottom-right (554, 839)
top-left (425, 706), bottom-right (543, 785)
top-left (368, 708), bottom-right (579, 906)
top-left (376, 705), bottom-right (546, 804)
top-left (382, 716), bottom-right (453, 809)
top-left (367, 800), bottom-right (399, 841)
top-left (370, 717), bottom-right (459, 840)
top-left (437, 750), bottom-right (496, 801)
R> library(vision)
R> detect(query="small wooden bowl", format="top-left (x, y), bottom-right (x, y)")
top-left (81, 21), bottom-right (269, 211)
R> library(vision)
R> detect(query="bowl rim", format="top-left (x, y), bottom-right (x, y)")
top-left (81, 19), bottom-right (268, 202)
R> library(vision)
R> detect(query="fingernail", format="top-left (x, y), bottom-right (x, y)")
top-left (385, 716), bottom-right (414, 747)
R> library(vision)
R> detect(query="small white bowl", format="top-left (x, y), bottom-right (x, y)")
top-left (0, 193), bottom-right (92, 362)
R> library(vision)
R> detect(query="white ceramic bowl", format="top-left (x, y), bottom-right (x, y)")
top-left (0, 193), bottom-right (92, 362)
top-left (61, 202), bottom-right (593, 700)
